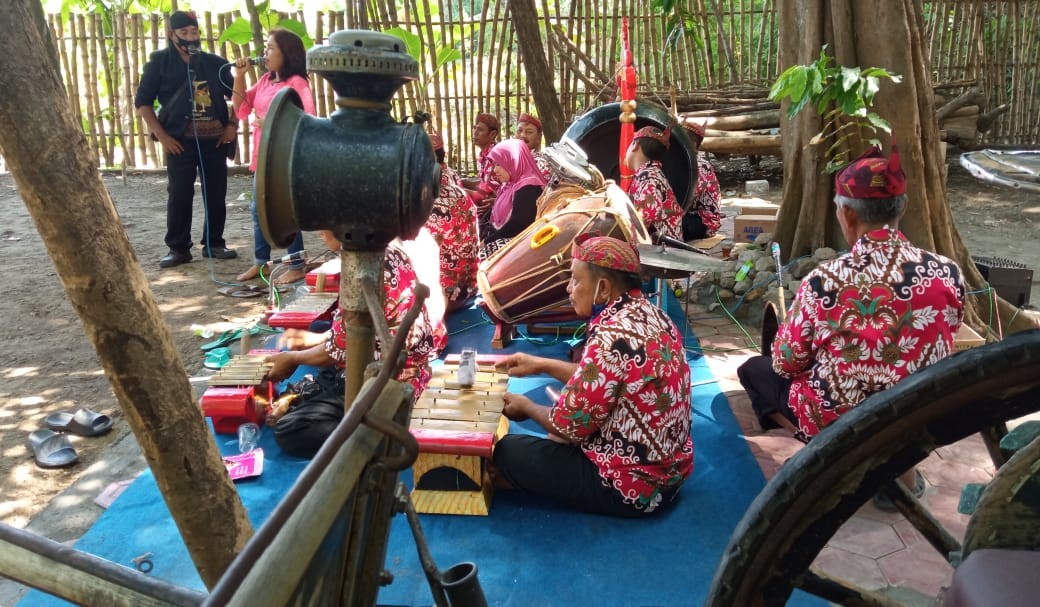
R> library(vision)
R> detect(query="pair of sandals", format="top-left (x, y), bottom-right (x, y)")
top-left (28, 408), bottom-right (113, 469)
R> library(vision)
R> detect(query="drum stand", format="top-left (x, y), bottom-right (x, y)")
top-left (488, 307), bottom-right (582, 349)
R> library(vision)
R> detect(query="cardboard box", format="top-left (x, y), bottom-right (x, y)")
top-left (953, 324), bottom-right (985, 352)
top-left (733, 214), bottom-right (777, 243)
top-left (721, 196), bottom-right (780, 217)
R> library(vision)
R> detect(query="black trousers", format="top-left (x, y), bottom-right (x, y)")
top-left (165, 138), bottom-right (228, 252)
top-left (493, 434), bottom-right (655, 518)
top-left (682, 212), bottom-right (709, 241)
top-left (736, 355), bottom-right (798, 430)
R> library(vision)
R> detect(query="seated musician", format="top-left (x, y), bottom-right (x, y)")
top-left (682, 122), bottom-right (722, 242)
top-left (736, 144), bottom-right (965, 502)
top-left (425, 133), bottom-right (480, 313)
top-left (478, 139), bottom-right (547, 259)
top-left (625, 126), bottom-right (684, 242)
top-left (513, 112), bottom-right (552, 181)
top-left (492, 235), bottom-right (693, 517)
top-left (462, 113), bottom-right (502, 209)
top-left (266, 229), bottom-right (441, 398)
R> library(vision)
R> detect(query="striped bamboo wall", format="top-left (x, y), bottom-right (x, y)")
top-left (3, 1), bottom-right (1036, 173)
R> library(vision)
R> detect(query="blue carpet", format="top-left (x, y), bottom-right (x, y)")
top-left (20, 295), bottom-right (822, 606)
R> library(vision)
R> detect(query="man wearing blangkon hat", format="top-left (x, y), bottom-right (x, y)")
top-left (737, 142), bottom-right (965, 505)
top-left (135, 10), bottom-right (238, 268)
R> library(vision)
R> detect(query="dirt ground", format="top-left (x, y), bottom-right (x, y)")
top-left (0, 155), bottom-right (1037, 538)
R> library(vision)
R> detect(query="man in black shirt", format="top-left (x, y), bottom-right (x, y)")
top-left (135, 10), bottom-right (238, 268)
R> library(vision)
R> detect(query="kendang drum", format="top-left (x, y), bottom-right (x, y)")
top-left (477, 182), bottom-right (650, 324)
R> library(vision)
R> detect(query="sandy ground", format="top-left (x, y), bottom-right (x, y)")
top-left (0, 155), bottom-right (1036, 595)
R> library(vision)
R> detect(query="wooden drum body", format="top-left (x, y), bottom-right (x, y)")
top-left (476, 182), bottom-right (650, 324)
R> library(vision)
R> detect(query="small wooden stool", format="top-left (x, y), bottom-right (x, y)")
top-left (409, 361), bottom-right (510, 515)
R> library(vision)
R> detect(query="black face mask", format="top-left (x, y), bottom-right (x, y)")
top-left (175, 36), bottom-right (200, 56)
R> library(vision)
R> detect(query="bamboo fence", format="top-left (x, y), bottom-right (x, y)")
top-left (1, 0), bottom-right (1036, 174)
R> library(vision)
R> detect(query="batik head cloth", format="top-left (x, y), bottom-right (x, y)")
top-left (572, 233), bottom-right (641, 274)
top-left (428, 133), bottom-right (444, 152)
top-left (518, 113), bottom-right (542, 131)
top-left (633, 126), bottom-right (671, 150)
top-left (475, 113), bottom-right (500, 133)
top-left (835, 142), bottom-right (906, 198)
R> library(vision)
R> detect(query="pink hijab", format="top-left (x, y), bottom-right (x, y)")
top-left (487, 139), bottom-right (547, 229)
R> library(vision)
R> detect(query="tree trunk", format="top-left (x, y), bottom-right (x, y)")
top-left (776, 0), bottom-right (1034, 335)
top-left (0, 0), bottom-right (252, 588)
top-left (508, 0), bottom-right (566, 142)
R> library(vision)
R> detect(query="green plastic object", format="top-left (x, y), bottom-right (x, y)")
top-left (958, 482), bottom-right (987, 515)
top-left (999, 420), bottom-right (1040, 452)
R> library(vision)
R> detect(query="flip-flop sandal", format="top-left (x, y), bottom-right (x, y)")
top-left (28, 429), bottom-right (79, 468)
top-left (44, 408), bottom-right (113, 437)
top-left (204, 347), bottom-right (233, 370)
top-left (217, 285), bottom-right (267, 298)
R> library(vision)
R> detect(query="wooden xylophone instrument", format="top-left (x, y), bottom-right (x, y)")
top-left (200, 352), bottom-right (280, 433)
top-left (267, 291), bottom-right (339, 330)
top-left (409, 355), bottom-right (510, 516)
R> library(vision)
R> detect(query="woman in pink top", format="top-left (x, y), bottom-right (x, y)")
top-left (232, 29), bottom-right (316, 284)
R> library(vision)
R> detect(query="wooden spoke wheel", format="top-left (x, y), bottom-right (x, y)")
top-left (705, 329), bottom-right (1040, 607)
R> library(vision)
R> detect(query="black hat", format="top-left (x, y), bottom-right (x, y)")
top-left (169, 11), bottom-right (198, 30)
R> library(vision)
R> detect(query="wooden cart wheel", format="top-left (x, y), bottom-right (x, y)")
top-left (705, 329), bottom-right (1040, 607)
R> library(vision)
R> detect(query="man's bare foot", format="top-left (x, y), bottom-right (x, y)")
top-left (236, 265), bottom-right (261, 281)
top-left (273, 267), bottom-right (307, 285)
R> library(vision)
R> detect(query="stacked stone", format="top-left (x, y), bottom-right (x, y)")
top-left (687, 232), bottom-right (839, 314)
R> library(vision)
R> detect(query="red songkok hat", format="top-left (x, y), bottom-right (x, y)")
top-left (428, 133), bottom-right (444, 152)
top-left (633, 126), bottom-right (671, 150)
top-left (835, 142), bottom-right (906, 198)
top-left (686, 121), bottom-right (706, 142)
top-left (518, 113), bottom-right (542, 131)
top-left (475, 113), bottom-right (500, 132)
top-left (572, 234), bottom-right (641, 274)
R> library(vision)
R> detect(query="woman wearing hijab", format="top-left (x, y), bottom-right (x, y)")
top-left (478, 138), bottom-right (547, 259)
top-left (491, 235), bottom-right (693, 517)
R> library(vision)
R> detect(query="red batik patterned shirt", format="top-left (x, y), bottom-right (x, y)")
top-left (532, 150), bottom-right (552, 182)
top-left (326, 242), bottom-right (436, 398)
top-left (692, 154), bottom-right (722, 234)
top-left (549, 293), bottom-right (693, 513)
top-left (426, 165), bottom-right (480, 305)
top-left (467, 146), bottom-right (503, 208)
top-left (628, 160), bottom-right (683, 241)
top-left (772, 228), bottom-right (965, 438)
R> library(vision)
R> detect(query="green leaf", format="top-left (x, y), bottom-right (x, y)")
top-left (383, 26), bottom-right (422, 61)
top-left (865, 113), bottom-right (892, 133)
top-left (217, 18), bottom-right (254, 47)
top-left (840, 66), bottom-right (860, 92)
top-left (433, 46), bottom-right (462, 72)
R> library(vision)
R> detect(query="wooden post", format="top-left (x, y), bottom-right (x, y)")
top-left (0, 0), bottom-right (252, 587)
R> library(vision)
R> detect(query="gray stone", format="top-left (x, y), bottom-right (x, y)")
top-left (717, 288), bottom-right (734, 300)
top-left (813, 247), bottom-right (838, 263)
top-left (746, 179), bottom-right (770, 194)
top-left (719, 274), bottom-right (736, 289)
top-left (733, 279), bottom-right (751, 295)
top-left (745, 287), bottom-right (765, 302)
top-left (791, 257), bottom-right (817, 279)
top-left (788, 279), bottom-right (802, 293)
top-left (755, 256), bottom-right (777, 273)
top-left (737, 249), bottom-right (765, 263)
top-left (756, 270), bottom-right (777, 287)
top-left (753, 232), bottom-right (773, 247)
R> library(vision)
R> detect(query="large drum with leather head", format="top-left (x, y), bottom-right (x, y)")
top-left (563, 101), bottom-right (698, 212)
top-left (477, 182), bottom-right (650, 324)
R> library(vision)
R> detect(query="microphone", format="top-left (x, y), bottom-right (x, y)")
top-left (248, 56), bottom-right (266, 68)
top-left (270, 250), bottom-right (306, 264)
top-left (770, 242), bottom-right (787, 322)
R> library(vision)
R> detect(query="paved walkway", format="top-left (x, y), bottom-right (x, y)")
top-left (685, 299), bottom-right (1001, 605)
